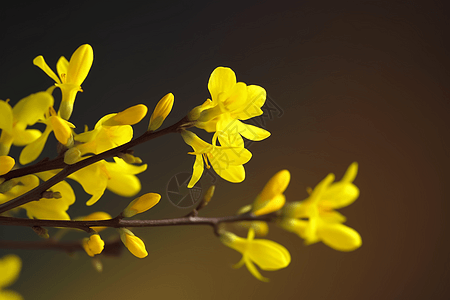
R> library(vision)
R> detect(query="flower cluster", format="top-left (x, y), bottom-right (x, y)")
top-left (0, 44), bottom-right (363, 288)
top-left (182, 67), bottom-right (270, 188)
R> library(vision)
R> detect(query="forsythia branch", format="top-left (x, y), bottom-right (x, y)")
top-left (0, 212), bottom-right (275, 236)
top-left (0, 116), bottom-right (193, 215)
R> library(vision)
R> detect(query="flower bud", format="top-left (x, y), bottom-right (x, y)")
top-left (82, 234), bottom-right (105, 257)
top-left (64, 147), bottom-right (81, 165)
top-left (119, 228), bottom-right (148, 258)
top-left (252, 170), bottom-right (290, 215)
top-left (148, 93), bottom-right (174, 131)
top-left (103, 104), bottom-right (148, 126)
top-left (123, 193), bottom-right (160, 218)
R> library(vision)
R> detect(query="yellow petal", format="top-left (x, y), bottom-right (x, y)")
top-left (247, 239), bottom-right (291, 270)
top-left (13, 92), bottom-right (54, 126)
top-left (0, 156), bottom-right (15, 176)
top-left (187, 154), bottom-right (204, 188)
top-left (253, 194), bottom-right (286, 216)
top-left (23, 173), bottom-right (75, 220)
top-left (222, 82), bottom-right (248, 112)
top-left (50, 116), bottom-right (73, 145)
top-left (148, 93), bottom-right (174, 131)
top-left (0, 100), bottom-right (13, 134)
top-left (317, 222), bottom-right (362, 251)
top-left (0, 254), bottom-right (22, 288)
top-left (19, 127), bottom-right (52, 165)
top-left (68, 161), bottom-right (109, 206)
top-left (211, 164), bottom-right (245, 183)
top-left (233, 120), bottom-right (270, 141)
top-left (319, 210), bottom-right (347, 223)
top-left (11, 129), bottom-right (42, 146)
top-left (245, 258), bottom-right (269, 282)
top-left (33, 55), bottom-right (61, 84)
top-left (342, 162), bottom-right (358, 183)
top-left (104, 104), bottom-right (148, 126)
top-left (257, 170), bottom-right (290, 203)
top-left (66, 44), bottom-right (94, 86)
top-left (321, 183), bottom-right (359, 209)
top-left (56, 56), bottom-right (69, 79)
top-left (208, 67), bottom-right (236, 103)
top-left (234, 85), bottom-right (266, 120)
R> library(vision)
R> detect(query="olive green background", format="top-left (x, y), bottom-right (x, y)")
top-left (1, 1), bottom-right (449, 299)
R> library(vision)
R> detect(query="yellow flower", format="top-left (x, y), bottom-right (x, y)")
top-left (119, 228), bottom-right (148, 258)
top-left (148, 93), bottom-right (174, 131)
top-left (280, 162), bottom-right (362, 251)
top-left (0, 156), bottom-right (15, 176)
top-left (72, 105), bottom-right (147, 159)
top-left (181, 130), bottom-right (251, 188)
top-left (189, 67), bottom-right (270, 146)
top-left (82, 234), bottom-right (105, 257)
top-left (19, 106), bottom-right (75, 165)
top-left (33, 44), bottom-right (94, 120)
top-left (123, 193), bottom-right (161, 218)
top-left (0, 92), bottom-right (54, 156)
top-left (252, 170), bottom-right (290, 216)
top-left (0, 254), bottom-right (23, 300)
top-left (68, 157), bottom-right (147, 206)
top-left (0, 172), bottom-right (75, 220)
top-left (220, 229), bottom-right (290, 282)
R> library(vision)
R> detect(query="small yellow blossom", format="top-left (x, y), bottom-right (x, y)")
top-left (0, 254), bottom-right (23, 300)
top-left (0, 172), bottom-right (75, 220)
top-left (148, 93), bottom-right (174, 131)
top-left (0, 92), bottom-right (54, 156)
top-left (0, 156), bottom-right (15, 176)
top-left (189, 67), bottom-right (270, 146)
top-left (119, 228), bottom-right (148, 258)
top-left (220, 229), bottom-right (290, 282)
top-left (88, 234), bottom-right (105, 256)
top-left (72, 105), bottom-right (146, 158)
top-left (252, 170), bottom-right (290, 216)
top-left (33, 44), bottom-right (94, 119)
top-left (68, 157), bottom-right (147, 206)
top-left (181, 130), bottom-right (251, 188)
top-left (280, 162), bottom-right (361, 251)
top-left (19, 106), bottom-right (75, 165)
top-left (123, 193), bottom-right (161, 217)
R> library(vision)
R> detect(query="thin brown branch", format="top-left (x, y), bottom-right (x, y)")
top-left (0, 116), bottom-right (193, 215)
top-left (0, 212), bottom-right (275, 235)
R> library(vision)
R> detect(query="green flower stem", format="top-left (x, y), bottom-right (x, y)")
top-left (0, 116), bottom-right (193, 215)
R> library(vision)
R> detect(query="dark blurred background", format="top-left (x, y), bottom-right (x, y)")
top-left (1, 0), bottom-right (449, 299)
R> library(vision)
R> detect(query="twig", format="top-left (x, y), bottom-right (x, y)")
top-left (0, 212), bottom-right (275, 236)
top-left (0, 117), bottom-right (193, 214)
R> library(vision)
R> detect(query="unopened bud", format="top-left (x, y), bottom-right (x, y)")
top-left (32, 226), bottom-right (49, 239)
top-left (148, 93), bottom-right (174, 131)
top-left (119, 228), bottom-right (148, 258)
top-left (64, 147), bottom-right (81, 164)
top-left (123, 193), bottom-right (161, 218)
